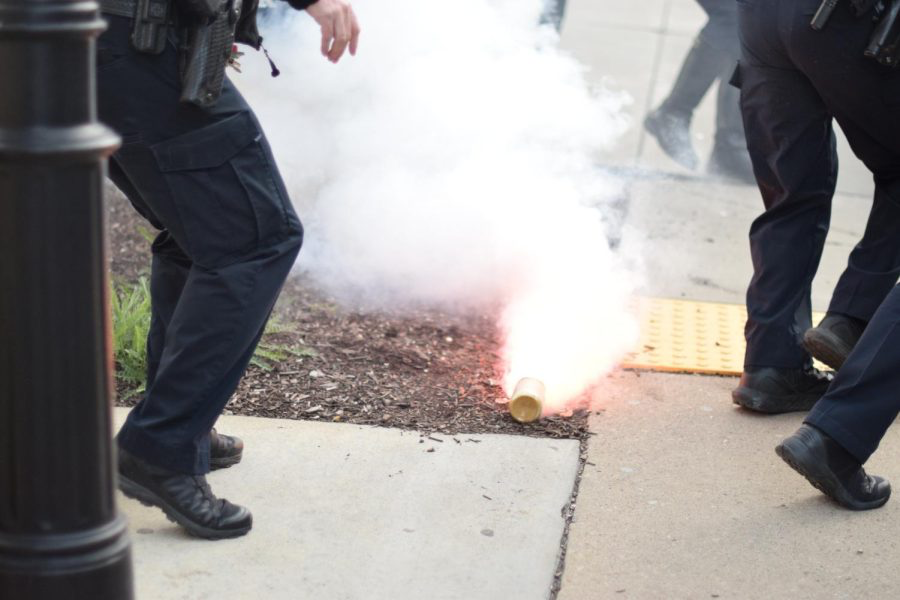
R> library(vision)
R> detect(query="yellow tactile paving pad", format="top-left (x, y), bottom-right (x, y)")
top-left (623, 297), bottom-right (825, 376)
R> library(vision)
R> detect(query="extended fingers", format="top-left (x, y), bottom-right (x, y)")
top-left (320, 19), bottom-right (333, 57)
top-left (348, 7), bottom-right (360, 56)
top-left (328, 7), bottom-right (351, 62)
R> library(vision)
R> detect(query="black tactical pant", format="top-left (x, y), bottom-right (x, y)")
top-left (737, 0), bottom-right (900, 369)
top-left (806, 284), bottom-right (900, 463)
top-left (98, 15), bottom-right (304, 474)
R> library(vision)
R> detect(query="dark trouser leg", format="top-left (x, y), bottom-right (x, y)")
top-left (98, 15), bottom-right (304, 474)
top-left (738, 66), bottom-right (837, 368)
top-left (107, 157), bottom-right (191, 389)
top-left (118, 235), bottom-right (300, 474)
top-left (738, 0), bottom-right (900, 367)
top-left (806, 285), bottom-right (900, 463)
top-left (144, 234), bottom-right (192, 387)
top-left (828, 179), bottom-right (900, 322)
top-left (786, 3), bottom-right (900, 323)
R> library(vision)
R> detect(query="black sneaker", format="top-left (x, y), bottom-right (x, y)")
top-left (644, 109), bottom-right (699, 170)
top-left (776, 424), bottom-right (891, 510)
top-left (210, 429), bottom-right (243, 471)
top-left (804, 313), bottom-right (866, 370)
top-left (732, 367), bottom-right (833, 414)
top-left (118, 448), bottom-right (253, 540)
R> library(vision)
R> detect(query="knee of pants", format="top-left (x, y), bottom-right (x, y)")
top-left (278, 216), bottom-right (305, 257)
top-left (149, 111), bottom-right (303, 269)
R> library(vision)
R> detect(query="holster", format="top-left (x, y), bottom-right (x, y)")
top-left (178, 0), bottom-right (243, 107)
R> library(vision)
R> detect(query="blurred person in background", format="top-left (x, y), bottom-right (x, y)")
top-left (644, 0), bottom-right (755, 184)
top-left (541, 0), bottom-right (567, 31)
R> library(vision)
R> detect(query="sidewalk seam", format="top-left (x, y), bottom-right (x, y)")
top-left (549, 437), bottom-right (590, 599)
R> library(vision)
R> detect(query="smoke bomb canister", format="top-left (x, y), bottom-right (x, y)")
top-left (509, 377), bottom-right (546, 423)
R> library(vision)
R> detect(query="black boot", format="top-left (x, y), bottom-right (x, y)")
top-left (118, 448), bottom-right (253, 540)
top-left (644, 37), bottom-right (726, 170)
top-left (732, 367), bottom-right (833, 414)
top-left (210, 428), bottom-right (244, 470)
top-left (803, 313), bottom-right (867, 370)
top-left (777, 424), bottom-right (891, 510)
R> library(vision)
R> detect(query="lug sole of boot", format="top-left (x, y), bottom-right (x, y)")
top-left (731, 387), bottom-right (821, 414)
top-left (776, 438), bottom-right (890, 511)
top-left (803, 329), bottom-right (851, 371)
top-left (119, 474), bottom-right (252, 540)
top-left (210, 452), bottom-right (243, 471)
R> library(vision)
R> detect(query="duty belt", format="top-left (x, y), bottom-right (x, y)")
top-left (100, 0), bottom-right (139, 18)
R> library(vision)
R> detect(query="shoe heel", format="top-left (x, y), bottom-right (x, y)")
top-left (118, 473), bottom-right (159, 508)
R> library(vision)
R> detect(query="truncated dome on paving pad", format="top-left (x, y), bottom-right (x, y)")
top-left (623, 298), bottom-right (826, 376)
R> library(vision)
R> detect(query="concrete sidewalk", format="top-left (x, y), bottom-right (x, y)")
top-left (557, 3), bottom-right (900, 599)
top-left (115, 409), bottom-right (580, 600)
top-left (560, 372), bottom-right (900, 599)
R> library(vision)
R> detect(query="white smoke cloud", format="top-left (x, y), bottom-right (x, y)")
top-left (235, 0), bottom-right (640, 412)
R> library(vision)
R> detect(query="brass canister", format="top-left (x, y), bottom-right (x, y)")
top-left (508, 377), bottom-right (546, 423)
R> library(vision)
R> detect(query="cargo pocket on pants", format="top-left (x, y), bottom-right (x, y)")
top-left (150, 111), bottom-right (288, 268)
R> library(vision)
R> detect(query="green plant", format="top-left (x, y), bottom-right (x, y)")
top-left (109, 279), bottom-right (315, 392)
top-left (110, 277), bottom-right (152, 398)
top-left (249, 317), bottom-right (318, 371)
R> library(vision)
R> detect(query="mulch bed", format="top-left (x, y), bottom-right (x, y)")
top-left (108, 185), bottom-right (590, 440)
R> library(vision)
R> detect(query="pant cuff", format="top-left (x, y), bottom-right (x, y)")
top-left (117, 420), bottom-right (209, 475)
top-left (804, 411), bottom-right (874, 464)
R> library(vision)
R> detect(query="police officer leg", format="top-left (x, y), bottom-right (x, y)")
top-left (731, 0), bottom-right (835, 413)
top-left (107, 157), bottom-right (190, 389)
top-left (110, 131), bottom-right (302, 538)
top-left (828, 178), bottom-right (900, 323)
top-left (806, 285), bottom-right (900, 466)
top-left (776, 285), bottom-right (900, 510)
top-left (98, 14), bottom-right (303, 538)
top-left (785, 2), bottom-right (900, 370)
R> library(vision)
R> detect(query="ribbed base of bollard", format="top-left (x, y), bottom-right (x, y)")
top-left (0, 515), bottom-right (133, 600)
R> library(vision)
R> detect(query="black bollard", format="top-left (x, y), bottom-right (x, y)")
top-left (0, 0), bottom-right (133, 598)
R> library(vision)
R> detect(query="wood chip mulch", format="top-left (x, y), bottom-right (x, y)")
top-left (108, 186), bottom-right (590, 440)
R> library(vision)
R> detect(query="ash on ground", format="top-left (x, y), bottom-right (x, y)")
top-left (107, 187), bottom-right (590, 440)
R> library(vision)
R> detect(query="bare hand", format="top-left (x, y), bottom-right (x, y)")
top-left (305, 0), bottom-right (361, 63)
